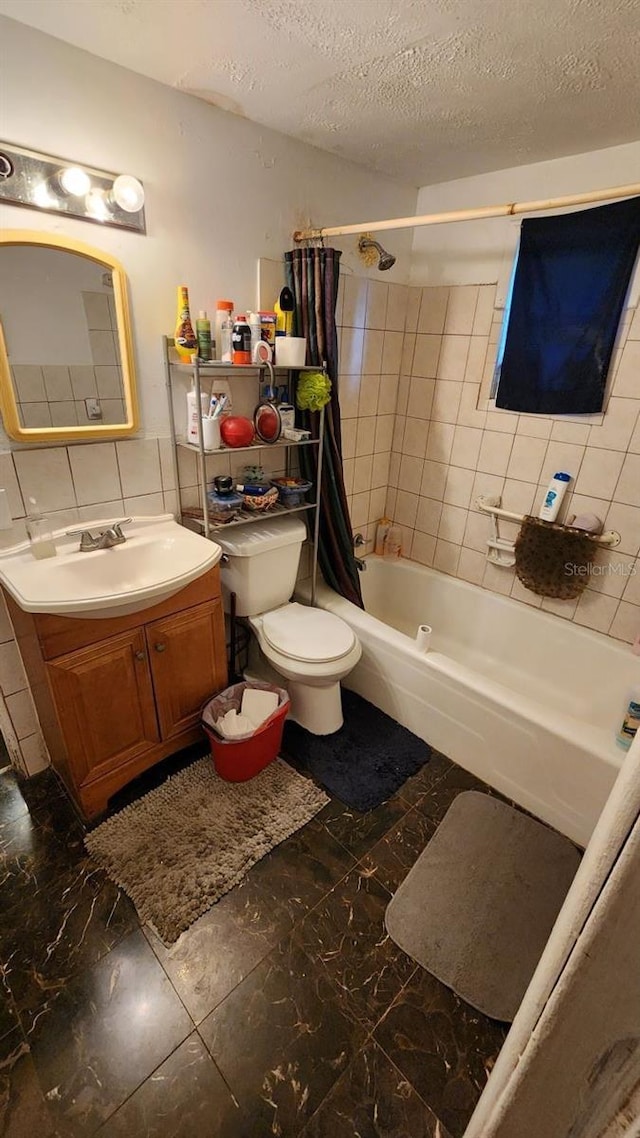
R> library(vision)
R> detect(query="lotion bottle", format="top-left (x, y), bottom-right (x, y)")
top-left (539, 471), bottom-right (571, 522)
top-left (186, 379), bottom-right (209, 444)
top-left (616, 693), bottom-right (640, 751)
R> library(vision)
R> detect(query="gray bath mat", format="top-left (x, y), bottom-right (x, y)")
top-left (385, 791), bottom-right (581, 1021)
top-left (86, 757), bottom-right (328, 944)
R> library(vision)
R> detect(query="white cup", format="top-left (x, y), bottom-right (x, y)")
top-left (201, 417), bottom-right (221, 451)
top-left (276, 336), bottom-right (306, 368)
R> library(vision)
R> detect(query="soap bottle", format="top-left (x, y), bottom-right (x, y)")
top-left (26, 498), bottom-right (56, 560)
top-left (186, 379), bottom-right (209, 444)
top-left (539, 472), bottom-right (571, 522)
top-left (384, 525), bottom-right (402, 559)
top-left (215, 300), bottom-right (234, 362)
top-left (175, 286), bottom-right (198, 364)
top-left (196, 311), bottom-right (212, 361)
top-left (375, 516), bottom-right (392, 555)
top-left (616, 693), bottom-right (640, 751)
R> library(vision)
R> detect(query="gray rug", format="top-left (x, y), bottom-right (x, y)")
top-left (86, 757), bottom-right (329, 944)
top-left (385, 791), bottom-right (581, 1021)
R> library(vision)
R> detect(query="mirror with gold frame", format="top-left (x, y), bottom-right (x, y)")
top-left (0, 230), bottom-right (139, 442)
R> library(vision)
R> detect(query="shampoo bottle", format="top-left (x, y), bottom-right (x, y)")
top-left (539, 472), bottom-right (571, 522)
top-left (196, 310), bottom-right (212, 361)
top-left (616, 694), bottom-right (640, 751)
top-left (26, 498), bottom-right (56, 560)
top-left (175, 286), bottom-right (198, 363)
top-left (384, 526), bottom-right (403, 559)
top-left (375, 516), bottom-right (391, 555)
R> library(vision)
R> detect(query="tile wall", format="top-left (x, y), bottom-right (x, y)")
top-left (386, 283), bottom-right (640, 645)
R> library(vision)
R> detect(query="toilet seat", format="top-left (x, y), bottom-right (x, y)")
top-left (261, 603), bottom-right (356, 664)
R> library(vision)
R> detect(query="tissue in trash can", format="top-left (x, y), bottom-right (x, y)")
top-left (203, 680), bottom-right (289, 743)
top-left (215, 709), bottom-right (255, 738)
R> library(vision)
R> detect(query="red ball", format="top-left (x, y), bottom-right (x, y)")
top-left (220, 416), bottom-right (255, 448)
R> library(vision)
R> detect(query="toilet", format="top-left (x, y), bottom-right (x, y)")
top-left (216, 516), bottom-right (361, 734)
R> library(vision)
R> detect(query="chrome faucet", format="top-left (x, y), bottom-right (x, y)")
top-left (66, 519), bottom-right (132, 552)
top-left (353, 532), bottom-right (367, 571)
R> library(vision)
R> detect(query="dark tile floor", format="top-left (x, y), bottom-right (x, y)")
top-left (0, 750), bottom-right (507, 1137)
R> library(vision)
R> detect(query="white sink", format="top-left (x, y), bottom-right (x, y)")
top-left (0, 514), bottom-right (221, 619)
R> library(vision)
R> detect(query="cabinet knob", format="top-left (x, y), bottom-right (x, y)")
top-left (155, 643), bottom-right (166, 652)
top-left (135, 651), bottom-right (145, 661)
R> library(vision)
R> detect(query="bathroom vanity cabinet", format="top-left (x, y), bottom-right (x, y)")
top-left (4, 566), bottom-right (227, 820)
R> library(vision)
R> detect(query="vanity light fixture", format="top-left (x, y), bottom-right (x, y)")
top-left (0, 142), bottom-right (146, 234)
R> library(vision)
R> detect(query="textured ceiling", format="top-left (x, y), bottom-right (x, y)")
top-left (2, 0), bottom-right (640, 186)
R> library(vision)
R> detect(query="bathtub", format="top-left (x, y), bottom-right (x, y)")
top-left (309, 557), bottom-right (638, 847)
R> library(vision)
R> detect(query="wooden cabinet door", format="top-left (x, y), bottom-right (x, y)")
top-left (146, 599), bottom-right (227, 740)
top-left (46, 628), bottom-right (160, 789)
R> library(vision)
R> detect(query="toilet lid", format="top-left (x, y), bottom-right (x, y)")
top-left (262, 603), bottom-right (356, 663)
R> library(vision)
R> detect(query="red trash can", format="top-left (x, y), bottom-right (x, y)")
top-left (202, 680), bottom-right (290, 782)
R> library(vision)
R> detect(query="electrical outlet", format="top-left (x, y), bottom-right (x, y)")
top-left (85, 398), bottom-right (103, 420)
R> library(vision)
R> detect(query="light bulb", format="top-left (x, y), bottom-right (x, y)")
top-left (32, 180), bottom-right (56, 208)
top-left (111, 174), bottom-right (144, 213)
top-left (85, 188), bottom-right (109, 221)
top-left (59, 166), bottom-right (91, 196)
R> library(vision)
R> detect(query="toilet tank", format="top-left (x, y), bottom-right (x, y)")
top-left (215, 516), bottom-right (307, 616)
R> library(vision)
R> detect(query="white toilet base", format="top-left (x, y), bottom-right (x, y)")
top-left (288, 679), bottom-right (343, 735)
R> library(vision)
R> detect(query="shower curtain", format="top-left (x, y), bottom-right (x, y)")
top-left (285, 247), bottom-right (363, 608)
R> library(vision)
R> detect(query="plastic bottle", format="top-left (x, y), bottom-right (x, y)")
top-left (539, 472), bottom-right (571, 522)
top-left (247, 312), bottom-right (262, 361)
top-left (174, 286), bottom-right (198, 364)
top-left (214, 300), bottom-right (234, 362)
top-left (375, 516), bottom-right (392, 555)
top-left (232, 315), bottom-right (252, 366)
top-left (384, 525), bottom-right (403, 559)
top-left (196, 311), bottom-right (212, 361)
top-left (186, 378), bottom-right (209, 444)
top-left (616, 694), bottom-right (640, 751)
top-left (26, 497), bottom-right (56, 560)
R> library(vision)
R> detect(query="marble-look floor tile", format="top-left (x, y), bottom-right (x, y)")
top-left (296, 866), bottom-right (415, 1029)
top-left (1, 869), bottom-right (138, 1032)
top-left (0, 1026), bottom-right (58, 1138)
top-left (302, 1040), bottom-right (452, 1138)
top-left (1, 809), bottom-right (88, 914)
top-left (316, 795), bottom-right (409, 860)
top-left (96, 1033), bottom-right (243, 1137)
top-left (27, 929), bottom-right (193, 1136)
top-left (200, 936), bottom-right (366, 1137)
top-left (361, 807), bottom-right (438, 894)
top-left (417, 764), bottom-right (490, 825)
top-left (374, 967), bottom-right (506, 1138)
top-left (396, 751), bottom-right (453, 806)
top-left (0, 975), bottom-right (19, 1042)
top-left (0, 769), bottom-right (30, 829)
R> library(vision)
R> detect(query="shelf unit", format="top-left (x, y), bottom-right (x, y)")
top-left (163, 336), bottom-right (325, 604)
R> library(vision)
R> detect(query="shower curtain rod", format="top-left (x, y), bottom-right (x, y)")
top-left (292, 182), bottom-right (640, 242)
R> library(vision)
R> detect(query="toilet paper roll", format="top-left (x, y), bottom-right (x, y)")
top-left (415, 624), bottom-right (432, 653)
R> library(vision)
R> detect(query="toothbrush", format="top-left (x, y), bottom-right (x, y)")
top-left (207, 395), bottom-right (218, 419)
top-left (211, 394), bottom-right (228, 421)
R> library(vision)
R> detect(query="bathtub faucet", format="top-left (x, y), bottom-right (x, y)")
top-left (353, 533), bottom-right (367, 570)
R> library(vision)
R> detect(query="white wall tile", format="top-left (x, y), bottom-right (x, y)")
top-left (519, 415), bottom-right (554, 440)
top-left (407, 377), bottom-right (435, 420)
top-left (464, 338), bottom-right (489, 385)
top-left (0, 594), bottom-right (14, 644)
top-left (377, 373), bottom-right (399, 416)
top-left (12, 365), bottom-right (45, 403)
top-left (403, 418), bottom-right (427, 459)
top-left (443, 465), bottom-right (475, 508)
top-left (501, 478), bottom-right (537, 515)
top-left (420, 460), bottom-right (448, 501)
top-left (415, 496), bottom-right (443, 536)
top-left (369, 485), bottom-right (387, 524)
top-left (395, 490), bottom-right (419, 528)
top-left (614, 452), bottom-right (640, 505)
top-left (0, 641), bottom-right (28, 696)
top-left (586, 549), bottom-right (636, 598)
top-left (382, 331), bottom-right (404, 374)
top-left (506, 435), bottom-right (547, 484)
top-left (405, 288), bottom-right (421, 334)
top-left (365, 281), bottom-right (388, 329)
top-left (539, 441), bottom-right (585, 486)
top-left (477, 431), bottom-right (513, 476)
top-left (371, 451), bottom-right (391, 488)
top-left (43, 365), bottom-right (73, 402)
top-left (589, 398), bottom-right (639, 452)
top-left (425, 422), bottom-right (455, 465)
top-left (418, 286), bottom-right (448, 334)
top-left (622, 563), bottom-right (640, 606)
top-left (362, 330), bottom-right (384, 373)
top-left (70, 365), bottom-right (98, 400)
top-left (374, 415), bottom-right (394, 454)
top-left (342, 276), bottom-right (367, 328)
top-left (341, 419), bottom-right (357, 460)
top-left (482, 560), bottom-right (514, 595)
top-left (116, 439), bottom-right (161, 498)
top-left (450, 426), bottom-right (483, 470)
top-left (69, 443), bottom-right (121, 506)
top-left (444, 286), bottom-right (478, 335)
top-left (573, 448), bottom-right (625, 501)
top-left (458, 383), bottom-right (487, 429)
top-left (463, 509), bottom-right (490, 553)
top-left (613, 340), bottom-right (640, 397)
top-left (353, 454), bottom-right (374, 495)
top-left (438, 503), bottom-right (467, 544)
top-left (573, 590), bottom-right (618, 633)
top-left (339, 327), bottom-right (364, 374)
top-left (412, 335), bottom-right (441, 378)
top-left (437, 336), bottom-right (470, 382)
top-left (123, 493), bottom-right (166, 517)
top-left (431, 381), bottom-right (463, 424)
top-left (6, 688), bottom-right (40, 740)
top-left (401, 334), bottom-right (416, 375)
top-left (386, 283), bottom-right (409, 332)
top-left (604, 502), bottom-right (640, 556)
top-left (472, 286), bottom-right (496, 337)
top-left (339, 373), bottom-right (361, 418)
top-left (411, 530), bottom-right (436, 566)
top-left (14, 447), bottom-right (76, 513)
top-left (433, 538), bottom-right (461, 576)
top-left (398, 455), bottom-right (424, 493)
top-left (158, 438), bottom-right (177, 490)
top-left (457, 546), bottom-right (486, 585)
top-left (20, 730), bottom-right (50, 774)
top-left (358, 374), bottom-right (380, 417)
top-left (0, 453), bottom-right (24, 518)
top-left (356, 417), bottom-right (376, 457)
top-left (510, 577), bottom-right (542, 608)
top-left (609, 600), bottom-right (640, 643)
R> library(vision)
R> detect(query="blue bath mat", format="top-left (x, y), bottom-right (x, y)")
top-left (282, 689), bottom-right (432, 812)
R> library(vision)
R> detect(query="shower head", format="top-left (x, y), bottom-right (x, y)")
top-left (358, 235), bottom-right (396, 271)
